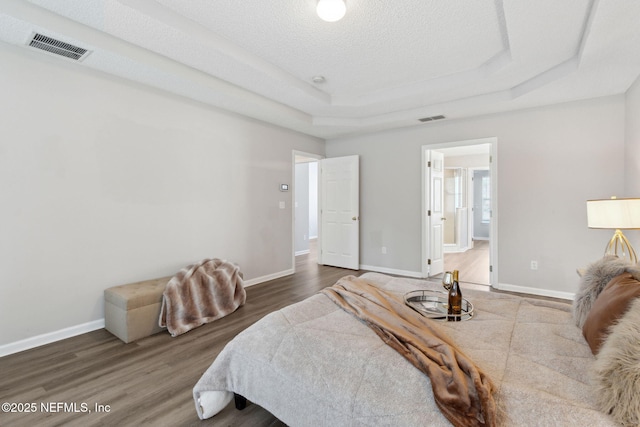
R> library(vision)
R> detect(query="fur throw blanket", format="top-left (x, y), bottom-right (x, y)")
top-left (159, 258), bottom-right (246, 337)
top-left (574, 256), bottom-right (640, 426)
top-left (592, 297), bottom-right (640, 427)
top-left (322, 276), bottom-right (498, 427)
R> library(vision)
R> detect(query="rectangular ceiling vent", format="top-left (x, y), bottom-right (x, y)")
top-left (28, 33), bottom-right (90, 61)
top-left (418, 115), bottom-right (446, 123)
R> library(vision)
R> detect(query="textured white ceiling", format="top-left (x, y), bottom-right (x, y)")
top-left (1, 0), bottom-right (639, 139)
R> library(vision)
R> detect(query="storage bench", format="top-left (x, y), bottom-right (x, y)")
top-left (104, 276), bottom-right (171, 343)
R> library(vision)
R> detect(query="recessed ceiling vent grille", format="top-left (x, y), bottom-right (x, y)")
top-left (28, 33), bottom-right (89, 61)
top-left (418, 115), bottom-right (446, 122)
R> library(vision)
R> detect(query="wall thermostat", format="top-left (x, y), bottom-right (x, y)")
top-left (280, 184), bottom-right (289, 192)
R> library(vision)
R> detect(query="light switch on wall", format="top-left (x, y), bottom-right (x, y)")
top-left (279, 201), bottom-right (286, 209)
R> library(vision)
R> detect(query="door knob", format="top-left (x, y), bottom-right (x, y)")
top-left (441, 217), bottom-right (446, 220)
top-left (352, 216), bottom-right (359, 221)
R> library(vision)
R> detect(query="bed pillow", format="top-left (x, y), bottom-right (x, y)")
top-left (573, 256), bottom-right (639, 328)
top-left (582, 272), bottom-right (640, 354)
top-left (194, 390), bottom-right (233, 419)
top-left (591, 297), bottom-right (640, 426)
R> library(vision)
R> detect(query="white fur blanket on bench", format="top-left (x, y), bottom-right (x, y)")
top-left (159, 258), bottom-right (246, 337)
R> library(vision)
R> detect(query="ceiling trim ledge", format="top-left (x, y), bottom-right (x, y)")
top-left (0, 0), bottom-right (318, 135)
top-left (116, 0), bottom-right (331, 104)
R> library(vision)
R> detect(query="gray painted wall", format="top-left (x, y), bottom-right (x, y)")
top-left (326, 95), bottom-right (626, 295)
top-left (625, 76), bottom-right (640, 248)
top-left (309, 162), bottom-right (318, 239)
top-left (0, 44), bottom-right (324, 347)
top-left (295, 163), bottom-right (310, 254)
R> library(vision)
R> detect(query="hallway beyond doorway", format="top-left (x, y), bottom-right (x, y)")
top-left (440, 240), bottom-right (490, 285)
top-left (422, 138), bottom-right (496, 283)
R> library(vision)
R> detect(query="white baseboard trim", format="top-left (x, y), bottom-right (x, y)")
top-left (0, 319), bottom-right (105, 358)
top-left (243, 268), bottom-right (294, 287)
top-left (0, 268), bottom-right (296, 358)
top-left (493, 282), bottom-right (574, 301)
top-left (295, 249), bottom-right (310, 256)
top-left (444, 248), bottom-right (469, 254)
top-left (359, 265), bottom-right (424, 279)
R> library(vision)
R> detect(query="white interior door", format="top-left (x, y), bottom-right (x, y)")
top-left (319, 155), bottom-right (359, 270)
top-left (426, 150), bottom-right (445, 277)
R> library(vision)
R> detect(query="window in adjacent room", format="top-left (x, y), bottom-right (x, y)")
top-left (481, 175), bottom-right (491, 223)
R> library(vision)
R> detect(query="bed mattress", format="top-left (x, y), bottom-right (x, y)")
top-left (193, 272), bottom-right (615, 426)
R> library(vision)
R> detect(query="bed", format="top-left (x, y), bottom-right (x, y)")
top-left (192, 271), bottom-right (625, 426)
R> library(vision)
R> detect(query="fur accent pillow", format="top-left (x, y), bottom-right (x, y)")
top-left (591, 297), bottom-right (640, 426)
top-left (573, 256), bottom-right (640, 328)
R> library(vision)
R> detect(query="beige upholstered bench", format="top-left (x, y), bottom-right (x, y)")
top-left (104, 276), bottom-right (171, 343)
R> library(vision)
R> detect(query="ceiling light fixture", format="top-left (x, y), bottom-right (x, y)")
top-left (316, 0), bottom-right (346, 22)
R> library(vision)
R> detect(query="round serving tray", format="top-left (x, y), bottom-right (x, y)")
top-left (404, 289), bottom-right (474, 321)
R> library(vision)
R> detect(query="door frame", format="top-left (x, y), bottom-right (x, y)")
top-left (424, 150), bottom-right (446, 277)
top-left (421, 138), bottom-right (498, 286)
top-left (292, 151), bottom-right (324, 272)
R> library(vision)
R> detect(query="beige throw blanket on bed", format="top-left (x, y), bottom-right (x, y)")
top-left (159, 258), bottom-right (246, 337)
top-left (322, 276), bottom-right (498, 427)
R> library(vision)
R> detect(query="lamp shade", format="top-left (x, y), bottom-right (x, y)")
top-left (587, 198), bottom-right (640, 229)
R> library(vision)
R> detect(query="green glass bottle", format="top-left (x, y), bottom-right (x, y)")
top-left (447, 270), bottom-right (462, 321)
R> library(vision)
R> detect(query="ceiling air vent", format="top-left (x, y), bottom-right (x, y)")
top-left (28, 33), bottom-right (90, 61)
top-left (418, 115), bottom-right (446, 123)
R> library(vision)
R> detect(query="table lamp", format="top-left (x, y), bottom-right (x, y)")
top-left (587, 197), bottom-right (640, 263)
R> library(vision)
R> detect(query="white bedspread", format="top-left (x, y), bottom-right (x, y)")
top-left (193, 273), bottom-right (616, 426)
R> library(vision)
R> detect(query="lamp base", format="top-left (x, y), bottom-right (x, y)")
top-left (604, 229), bottom-right (638, 264)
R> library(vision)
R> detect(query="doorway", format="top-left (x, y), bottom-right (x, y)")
top-left (293, 152), bottom-right (360, 272)
top-left (422, 138), bottom-right (497, 287)
top-left (293, 152), bottom-right (322, 270)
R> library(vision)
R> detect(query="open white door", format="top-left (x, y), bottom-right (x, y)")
top-left (319, 155), bottom-right (359, 270)
top-left (426, 150), bottom-right (445, 277)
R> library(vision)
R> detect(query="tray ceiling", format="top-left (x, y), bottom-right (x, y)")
top-left (1, 0), bottom-right (639, 139)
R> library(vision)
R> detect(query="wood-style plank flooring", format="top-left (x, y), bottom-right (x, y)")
top-left (0, 243), bottom-right (565, 427)
top-left (0, 249), bottom-right (351, 427)
top-left (443, 240), bottom-right (490, 285)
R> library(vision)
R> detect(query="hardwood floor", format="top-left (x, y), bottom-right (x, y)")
top-left (443, 240), bottom-right (490, 285)
top-left (0, 250), bottom-right (351, 427)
